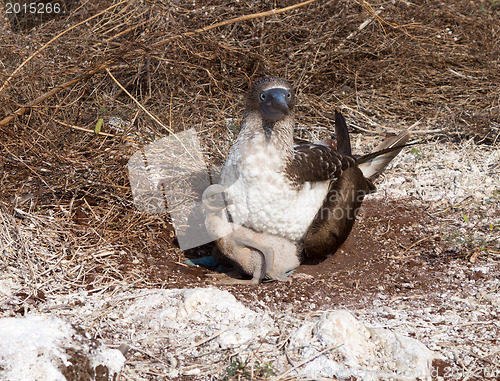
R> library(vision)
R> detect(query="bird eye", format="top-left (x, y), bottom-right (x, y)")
top-left (259, 92), bottom-right (266, 101)
top-left (286, 92), bottom-right (291, 99)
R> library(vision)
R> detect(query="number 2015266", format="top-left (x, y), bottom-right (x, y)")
top-left (5, 2), bottom-right (62, 14)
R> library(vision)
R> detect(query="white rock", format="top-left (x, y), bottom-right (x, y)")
top-left (217, 327), bottom-right (253, 348)
top-left (184, 368), bottom-right (201, 376)
top-left (288, 310), bottom-right (436, 380)
top-left (177, 288), bottom-right (257, 324)
top-left (0, 315), bottom-right (124, 381)
top-left (313, 310), bottom-right (375, 366)
top-left (121, 288), bottom-right (259, 329)
top-left (369, 327), bottom-right (435, 379)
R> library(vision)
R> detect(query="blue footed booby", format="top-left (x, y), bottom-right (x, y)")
top-left (220, 77), bottom-right (410, 260)
top-left (202, 184), bottom-right (302, 284)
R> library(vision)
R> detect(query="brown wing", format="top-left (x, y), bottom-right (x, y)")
top-left (303, 166), bottom-right (374, 259)
top-left (286, 143), bottom-right (356, 185)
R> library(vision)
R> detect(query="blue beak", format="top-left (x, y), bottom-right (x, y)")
top-left (260, 88), bottom-right (291, 121)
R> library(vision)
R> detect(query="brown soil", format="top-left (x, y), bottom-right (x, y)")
top-left (138, 197), bottom-right (474, 312)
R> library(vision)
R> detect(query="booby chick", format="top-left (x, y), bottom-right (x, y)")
top-left (202, 184), bottom-right (302, 284)
top-left (220, 77), bottom-right (410, 260)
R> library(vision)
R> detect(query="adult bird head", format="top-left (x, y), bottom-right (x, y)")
top-left (245, 77), bottom-right (295, 122)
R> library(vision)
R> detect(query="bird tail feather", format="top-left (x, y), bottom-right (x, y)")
top-left (334, 110), bottom-right (352, 156)
top-left (357, 130), bottom-right (411, 180)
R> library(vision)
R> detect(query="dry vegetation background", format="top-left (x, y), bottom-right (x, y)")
top-left (0, 0), bottom-right (499, 314)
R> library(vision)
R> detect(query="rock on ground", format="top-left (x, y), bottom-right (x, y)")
top-left (32, 287), bottom-right (437, 380)
top-left (0, 315), bottom-right (125, 381)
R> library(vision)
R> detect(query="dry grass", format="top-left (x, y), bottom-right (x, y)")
top-left (0, 0), bottom-right (499, 305)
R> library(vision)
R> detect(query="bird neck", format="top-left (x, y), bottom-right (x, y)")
top-left (240, 111), bottom-right (295, 159)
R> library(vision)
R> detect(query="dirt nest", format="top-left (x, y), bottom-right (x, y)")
top-left (0, 0), bottom-right (499, 380)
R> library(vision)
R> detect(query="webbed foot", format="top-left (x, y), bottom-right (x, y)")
top-left (266, 272), bottom-right (291, 282)
top-left (205, 272), bottom-right (260, 285)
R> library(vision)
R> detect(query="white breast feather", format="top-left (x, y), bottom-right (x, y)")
top-left (221, 134), bottom-right (329, 242)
